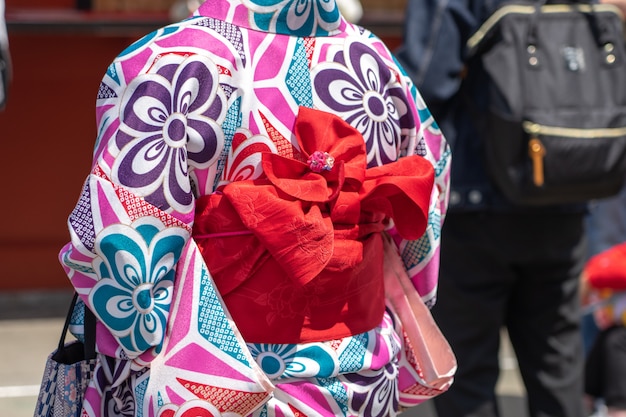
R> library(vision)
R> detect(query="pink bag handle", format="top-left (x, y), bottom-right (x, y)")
top-left (382, 233), bottom-right (457, 390)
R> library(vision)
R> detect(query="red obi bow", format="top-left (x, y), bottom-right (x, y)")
top-left (193, 107), bottom-right (435, 343)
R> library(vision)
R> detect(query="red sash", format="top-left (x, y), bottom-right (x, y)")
top-left (193, 107), bottom-right (434, 344)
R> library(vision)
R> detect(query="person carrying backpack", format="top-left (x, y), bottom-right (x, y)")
top-left (393, 0), bottom-right (621, 414)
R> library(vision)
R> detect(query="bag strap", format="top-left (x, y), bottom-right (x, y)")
top-left (468, 0), bottom-right (622, 57)
top-left (526, 0), bottom-right (620, 49)
top-left (57, 292), bottom-right (97, 360)
top-left (83, 297), bottom-right (97, 360)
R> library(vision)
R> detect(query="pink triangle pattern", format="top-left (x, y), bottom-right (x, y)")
top-left (165, 342), bottom-right (252, 381)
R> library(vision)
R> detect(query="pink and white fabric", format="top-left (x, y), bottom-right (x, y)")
top-left (58, 0), bottom-right (451, 415)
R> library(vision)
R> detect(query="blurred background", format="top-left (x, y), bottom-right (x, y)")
top-left (0, 1), bottom-right (525, 416)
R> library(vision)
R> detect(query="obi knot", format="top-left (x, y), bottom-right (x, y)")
top-left (192, 106), bottom-right (436, 343)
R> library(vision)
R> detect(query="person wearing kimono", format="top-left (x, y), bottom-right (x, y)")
top-left (57, 0), bottom-right (452, 415)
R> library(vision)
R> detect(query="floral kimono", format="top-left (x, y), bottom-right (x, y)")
top-left (58, 0), bottom-right (452, 415)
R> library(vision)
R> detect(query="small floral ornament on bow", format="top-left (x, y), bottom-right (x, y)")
top-left (261, 106), bottom-right (367, 205)
top-left (307, 151), bottom-right (335, 173)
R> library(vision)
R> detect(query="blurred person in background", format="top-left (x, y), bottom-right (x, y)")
top-left (395, 0), bottom-right (591, 415)
top-left (583, 187), bottom-right (626, 353)
top-left (169, 0), bottom-right (205, 20)
top-left (0, 0), bottom-right (10, 110)
top-left (582, 187), bottom-right (626, 417)
top-left (580, 242), bottom-right (626, 417)
top-left (580, 2), bottom-right (626, 415)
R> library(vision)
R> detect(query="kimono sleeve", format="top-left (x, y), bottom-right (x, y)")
top-left (58, 44), bottom-right (228, 361)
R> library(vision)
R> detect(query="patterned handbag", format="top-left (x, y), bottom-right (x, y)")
top-left (34, 293), bottom-right (97, 417)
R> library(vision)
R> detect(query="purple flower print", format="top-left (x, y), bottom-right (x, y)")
top-left (343, 362), bottom-right (400, 416)
top-left (113, 54), bottom-right (226, 213)
top-left (312, 42), bottom-right (412, 167)
top-left (94, 356), bottom-right (140, 417)
top-left (102, 382), bottom-right (135, 417)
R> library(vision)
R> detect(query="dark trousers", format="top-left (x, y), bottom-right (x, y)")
top-left (585, 325), bottom-right (626, 409)
top-left (432, 211), bottom-right (587, 417)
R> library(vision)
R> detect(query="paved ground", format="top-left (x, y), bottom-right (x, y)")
top-left (0, 290), bottom-right (528, 417)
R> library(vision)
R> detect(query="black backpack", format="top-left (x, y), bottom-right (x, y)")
top-left (466, 0), bottom-right (626, 205)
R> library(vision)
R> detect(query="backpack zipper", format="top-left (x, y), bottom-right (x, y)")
top-left (523, 121), bottom-right (626, 139)
top-left (523, 121), bottom-right (626, 187)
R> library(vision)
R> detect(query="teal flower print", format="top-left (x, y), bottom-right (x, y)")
top-left (90, 217), bottom-right (188, 357)
top-left (248, 343), bottom-right (338, 379)
top-left (244, 0), bottom-right (341, 37)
